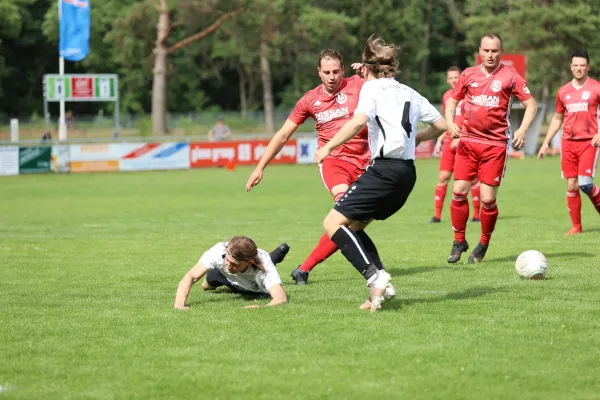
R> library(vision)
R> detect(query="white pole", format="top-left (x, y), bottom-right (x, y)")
top-left (10, 119), bottom-right (19, 143)
top-left (58, 0), bottom-right (67, 141)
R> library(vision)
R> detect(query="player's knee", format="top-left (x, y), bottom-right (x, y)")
top-left (578, 176), bottom-right (593, 193)
top-left (201, 279), bottom-right (215, 291)
top-left (580, 184), bottom-right (594, 194)
top-left (480, 194), bottom-right (496, 204)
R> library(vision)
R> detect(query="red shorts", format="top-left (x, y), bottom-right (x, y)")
top-left (319, 157), bottom-right (365, 194)
top-left (454, 140), bottom-right (508, 186)
top-left (561, 139), bottom-right (599, 178)
top-left (439, 138), bottom-right (457, 172)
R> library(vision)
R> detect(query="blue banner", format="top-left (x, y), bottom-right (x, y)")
top-left (59, 0), bottom-right (91, 62)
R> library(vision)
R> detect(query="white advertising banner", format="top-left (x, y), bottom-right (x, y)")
top-left (0, 146), bottom-right (19, 176)
top-left (51, 145), bottom-right (70, 173)
top-left (119, 142), bottom-right (190, 171)
top-left (69, 143), bottom-right (140, 173)
top-left (296, 137), bottom-right (318, 164)
top-left (69, 143), bottom-right (139, 162)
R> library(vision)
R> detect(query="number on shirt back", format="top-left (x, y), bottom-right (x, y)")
top-left (401, 102), bottom-right (411, 137)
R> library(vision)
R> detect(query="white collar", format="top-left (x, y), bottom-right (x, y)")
top-left (571, 77), bottom-right (589, 90)
top-left (480, 63), bottom-right (501, 78)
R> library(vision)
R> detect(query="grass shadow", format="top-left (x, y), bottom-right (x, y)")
top-left (582, 228), bottom-right (600, 233)
top-left (382, 286), bottom-right (507, 312)
top-left (497, 215), bottom-right (521, 220)
top-left (387, 265), bottom-right (473, 276)
top-left (487, 251), bottom-right (594, 263)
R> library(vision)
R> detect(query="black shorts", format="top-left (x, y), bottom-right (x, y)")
top-left (334, 158), bottom-right (416, 222)
top-left (205, 269), bottom-right (268, 297)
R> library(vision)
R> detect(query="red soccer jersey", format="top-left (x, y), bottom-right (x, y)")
top-left (452, 64), bottom-right (532, 146)
top-left (555, 78), bottom-right (600, 141)
top-left (288, 75), bottom-right (370, 168)
top-left (442, 88), bottom-right (452, 116)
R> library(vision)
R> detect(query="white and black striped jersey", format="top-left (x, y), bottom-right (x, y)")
top-left (355, 78), bottom-right (441, 160)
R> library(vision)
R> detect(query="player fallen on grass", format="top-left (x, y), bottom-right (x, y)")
top-left (174, 237), bottom-right (289, 309)
top-left (445, 33), bottom-right (537, 264)
top-left (246, 49), bottom-right (375, 287)
top-left (538, 50), bottom-right (600, 235)
top-left (314, 36), bottom-right (447, 312)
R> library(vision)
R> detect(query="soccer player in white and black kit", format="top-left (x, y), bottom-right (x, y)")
top-left (174, 237), bottom-right (290, 309)
top-left (315, 36), bottom-right (448, 312)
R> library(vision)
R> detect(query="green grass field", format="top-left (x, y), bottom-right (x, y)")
top-left (1, 158), bottom-right (599, 399)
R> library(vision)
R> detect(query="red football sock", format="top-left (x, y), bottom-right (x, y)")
top-left (450, 192), bottom-right (469, 242)
top-left (471, 181), bottom-right (481, 219)
top-left (567, 190), bottom-right (582, 227)
top-left (299, 233), bottom-right (339, 272)
top-left (434, 184), bottom-right (448, 219)
top-left (479, 200), bottom-right (498, 245)
top-left (584, 185), bottom-right (600, 214)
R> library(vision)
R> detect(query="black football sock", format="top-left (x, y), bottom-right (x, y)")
top-left (331, 226), bottom-right (377, 281)
top-left (355, 230), bottom-right (385, 271)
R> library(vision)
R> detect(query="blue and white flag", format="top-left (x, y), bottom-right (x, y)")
top-left (59, 0), bottom-right (91, 61)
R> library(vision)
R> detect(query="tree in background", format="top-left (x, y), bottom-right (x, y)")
top-left (0, 0), bottom-right (592, 128)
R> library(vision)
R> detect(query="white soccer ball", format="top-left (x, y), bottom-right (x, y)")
top-left (515, 250), bottom-right (548, 280)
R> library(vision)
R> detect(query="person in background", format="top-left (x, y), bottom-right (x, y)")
top-left (208, 115), bottom-right (232, 141)
top-left (538, 50), bottom-right (600, 235)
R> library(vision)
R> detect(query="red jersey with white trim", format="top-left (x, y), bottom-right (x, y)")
top-left (451, 64), bottom-right (532, 146)
top-left (442, 88), bottom-right (452, 116)
top-left (555, 78), bottom-right (600, 141)
top-left (288, 75), bottom-right (370, 168)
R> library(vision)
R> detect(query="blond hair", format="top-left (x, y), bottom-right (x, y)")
top-left (362, 35), bottom-right (399, 78)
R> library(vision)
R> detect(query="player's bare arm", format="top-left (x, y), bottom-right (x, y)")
top-left (246, 119), bottom-right (299, 192)
top-left (444, 98), bottom-right (460, 138)
top-left (314, 113), bottom-right (368, 163)
top-left (512, 97), bottom-right (538, 150)
top-left (592, 132), bottom-right (600, 148)
top-left (244, 284), bottom-right (288, 309)
top-left (538, 112), bottom-right (565, 159)
top-left (174, 262), bottom-right (209, 310)
top-left (433, 137), bottom-right (444, 156)
top-left (416, 118), bottom-right (448, 146)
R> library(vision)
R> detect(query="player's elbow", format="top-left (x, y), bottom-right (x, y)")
top-left (183, 271), bottom-right (201, 285)
top-left (525, 99), bottom-right (538, 113)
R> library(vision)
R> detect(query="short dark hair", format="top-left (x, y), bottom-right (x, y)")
top-left (571, 50), bottom-right (590, 64)
top-left (480, 33), bottom-right (503, 48)
top-left (318, 49), bottom-right (343, 68)
top-left (447, 66), bottom-right (461, 73)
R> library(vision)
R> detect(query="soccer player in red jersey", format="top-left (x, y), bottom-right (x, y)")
top-left (538, 50), bottom-right (600, 235)
top-left (430, 66), bottom-right (481, 224)
top-left (445, 33), bottom-right (538, 263)
top-left (246, 49), bottom-right (370, 285)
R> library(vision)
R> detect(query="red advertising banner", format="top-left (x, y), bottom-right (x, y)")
top-left (71, 76), bottom-right (94, 98)
top-left (475, 53), bottom-right (527, 79)
top-left (415, 140), bottom-right (434, 159)
top-left (190, 140), bottom-right (297, 168)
